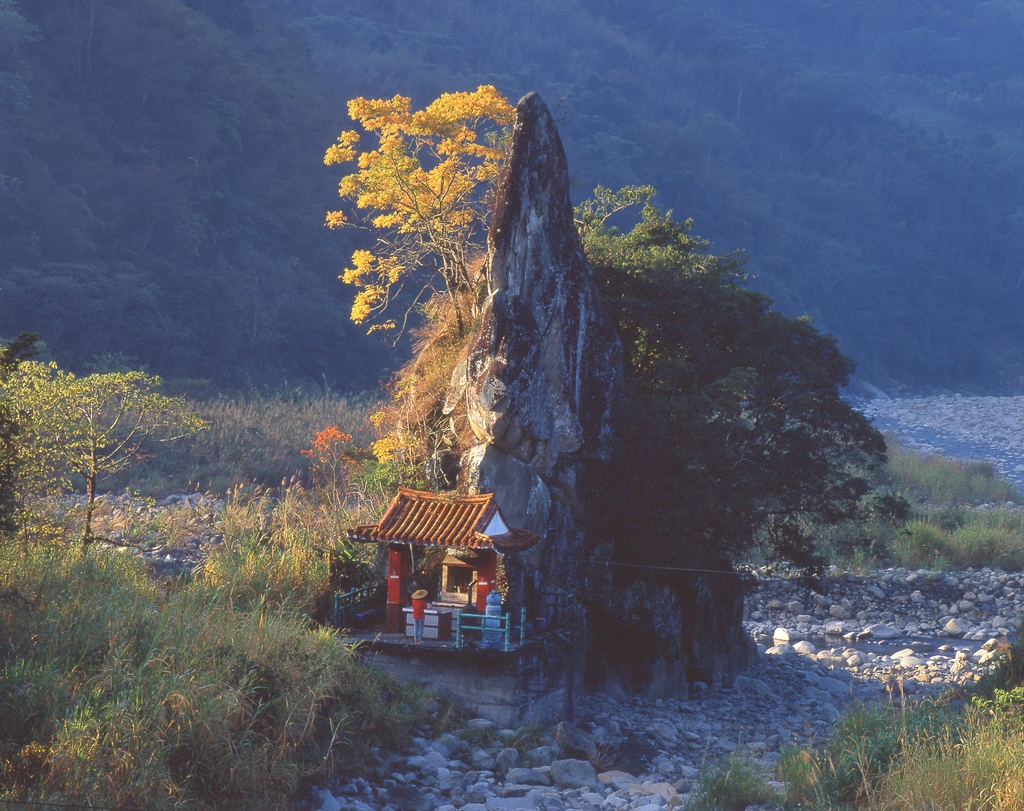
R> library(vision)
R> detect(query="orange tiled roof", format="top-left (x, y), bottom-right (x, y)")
top-left (346, 488), bottom-right (539, 553)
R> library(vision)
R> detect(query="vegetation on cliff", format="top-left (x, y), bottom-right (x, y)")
top-left (580, 188), bottom-right (890, 571)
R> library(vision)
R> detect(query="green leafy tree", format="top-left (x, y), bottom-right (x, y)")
top-left (325, 86), bottom-right (514, 335)
top-left (0, 332), bottom-right (38, 543)
top-left (581, 187), bottom-right (886, 571)
top-left (5, 362), bottom-right (207, 550)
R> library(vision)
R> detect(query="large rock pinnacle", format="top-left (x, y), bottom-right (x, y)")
top-left (445, 92), bottom-right (622, 625)
top-left (443, 92), bottom-right (753, 697)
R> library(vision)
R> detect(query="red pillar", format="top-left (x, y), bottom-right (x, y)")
top-left (476, 550), bottom-right (497, 611)
top-left (386, 545), bottom-right (409, 633)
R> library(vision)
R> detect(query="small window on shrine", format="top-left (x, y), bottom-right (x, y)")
top-left (446, 566), bottom-right (475, 595)
top-left (440, 554), bottom-right (478, 603)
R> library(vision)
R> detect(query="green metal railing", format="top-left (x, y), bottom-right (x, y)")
top-left (454, 607), bottom-right (530, 651)
top-left (455, 610), bottom-right (511, 651)
top-left (332, 584), bottom-right (383, 628)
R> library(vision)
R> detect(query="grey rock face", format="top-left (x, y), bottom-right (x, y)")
top-left (448, 92), bottom-right (622, 624)
top-left (447, 92), bottom-right (752, 691)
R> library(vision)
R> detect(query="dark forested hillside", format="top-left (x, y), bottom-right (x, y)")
top-left (296, 0), bottom-right (1024, 393)
top-left (0, 0), bottom-right (390, 388)
top-left (3, 0), bottom-right (1024, 392)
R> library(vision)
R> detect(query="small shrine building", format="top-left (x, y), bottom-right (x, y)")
top-left (346, 488), bottom-right (539, 634)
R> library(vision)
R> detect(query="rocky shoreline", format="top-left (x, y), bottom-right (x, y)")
top-left (306, 561), bottom-right (1018, 811)
top-left (857, 394), bottom-right (1024, 492)
top-left (77, 489), bottom-right (1021, 811)
top-left (83, 391), bottom-right (1024, 811)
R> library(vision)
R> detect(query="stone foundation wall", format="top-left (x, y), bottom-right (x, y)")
top-left (361, 635), bottom-right (580, 727)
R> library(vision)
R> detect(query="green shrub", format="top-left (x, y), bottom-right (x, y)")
top-left (891, 511), bottom-right (1024, 571)
top-left (948, 512), bottom-right (1024, 570)
top-left (688, 755), bottom-right (779, 811)
top-left (891, 519), bottom-right (949, 569)
top-left (886, 439), bottom-right (1018, 505)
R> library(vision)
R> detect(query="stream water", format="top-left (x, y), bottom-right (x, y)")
top-left (849, 398), bottom-right (1024, 496)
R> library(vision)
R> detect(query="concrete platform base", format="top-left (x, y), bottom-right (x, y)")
top-left (349, 631), bottom-right (578, 727)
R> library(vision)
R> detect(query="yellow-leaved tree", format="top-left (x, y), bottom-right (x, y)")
top-left (325, 85), bottom-right (514, 335)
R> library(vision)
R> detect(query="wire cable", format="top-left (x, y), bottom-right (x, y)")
top-left (567, 559), bottom-right (750, 576)
top-left (0, 800), bottom-right (147, 811)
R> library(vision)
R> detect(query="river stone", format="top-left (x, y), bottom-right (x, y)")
top-left (792, 640), bottom-right (817, 655)
top-left (632, 781), bottom-right (680, 804)
top-left (318, 791), bottom-right (342, 811)
top-left (505, 768), bottom-right (550, 786)
top-left (495, 747), bottom-right (521, 775)
top-left (386, 784), bottom-right (434, 811)
top-left (525, 746), bottom-right (559, 767)
top-left (860, 623), bottom-right (900, 639)
top-left (552, 721), bottom-right (597, 761)
top-left (434, 733), bottom-right (462, 757)
top-left (485, 798), bottom-right (538, 811)
top-left (550, 759), bottom-right (600, 790)
top-left (819, 676), bottom-right (849, 696)
top-left (733, 674), bottom-right (772, 695)
top-left (470, 749), bottom-right (497, 770)
top-left (945, 619), bottom-right (968, 637)
top-left (424, 751), bottom-right (449, 769)
top-left (598, 770), bottom-right (637, 791)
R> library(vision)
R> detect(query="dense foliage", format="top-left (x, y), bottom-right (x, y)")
top-left (0, 0), bottom-right (390, 388)
top-left (4, 0), bottom-right (1024, 391)
top-left (0, 333), bottom-right (37, 541)
top-left (297, 0), bottom-right (1024, 392)
top-left (583, 192), bottom-right (887, 569)
top-left (326, 86), bottom-right (513, 334)
top-left (3, 361), bottom-right (206, 546)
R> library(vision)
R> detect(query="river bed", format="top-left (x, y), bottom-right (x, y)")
top-left (851, 395), bottom-right (1024, 495)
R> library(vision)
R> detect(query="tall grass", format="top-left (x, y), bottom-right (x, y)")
top-left (886, 437), bottom-right (1019, 505)
top-left (876, 700), bottom-right (1024, 810)
top-left (779, 696), bottom-right (1024, 809)
top-left (131, 389), bottom-right (375, 495)
top-left (776, 701), bottom-right (962, 808)
top-left (687, 755), bottom-right (779, 810)
top-left (892, 510), bottom-right (1024, 570)
top-left (764, 633), bottom-right (1024, 810)
top-left (0, 489), bottom-right (429, 809)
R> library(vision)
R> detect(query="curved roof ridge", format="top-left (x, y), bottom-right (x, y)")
top-left (346, 489), bottom-right (538, 552)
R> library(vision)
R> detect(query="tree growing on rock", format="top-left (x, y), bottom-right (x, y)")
top-left (325, 86), bottom-right (514, 335)
top-left (4, 362), bottom-right (207, 550)
top-left (580, 186), bottom-right (888, 571)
